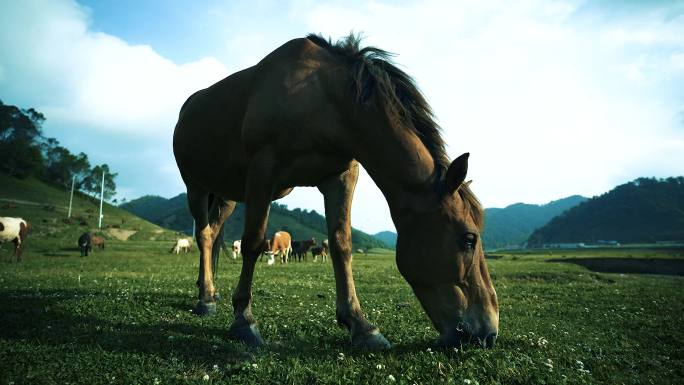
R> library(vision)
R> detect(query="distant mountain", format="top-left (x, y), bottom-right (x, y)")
top-left (120, 193), bottom-right (388, 249)
top-left (482, 195), bottom-right (587, 250)
top-left (527, 177), bottom-right (684, 246)
top-left (373, 231), bottom-right (397, 248)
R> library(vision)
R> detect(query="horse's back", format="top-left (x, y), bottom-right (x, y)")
top-left (173, 37), bottom-right (353, 198)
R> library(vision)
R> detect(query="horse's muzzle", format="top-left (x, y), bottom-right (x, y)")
top-left (437, 330), bottom-right (497, 349)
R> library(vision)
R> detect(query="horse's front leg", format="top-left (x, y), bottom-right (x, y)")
top-left (318, 162), bottom-right (391, 349)
top-left (228, 156), bottom-right (276, 347)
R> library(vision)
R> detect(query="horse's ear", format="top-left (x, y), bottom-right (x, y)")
top-left (445, 153), bottom-right (469, 195)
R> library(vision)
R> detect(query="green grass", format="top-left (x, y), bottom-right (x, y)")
top-left (0, 173), bottom-right (180, 242)
top-left (1, 239), bottom-right (682, 384)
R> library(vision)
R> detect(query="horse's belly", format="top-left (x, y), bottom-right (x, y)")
top-left (276, 153), bottom-right (352, 189)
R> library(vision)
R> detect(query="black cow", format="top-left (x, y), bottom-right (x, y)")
top-left (291, 238), bottom-right (316, 262)
top-left (78, 232), bottom-right (91, 257)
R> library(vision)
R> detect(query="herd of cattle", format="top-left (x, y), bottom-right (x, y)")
top-left (231, 230), bottom-right (330, 264)
top-left (1, 216), bottom-right (330, 265)
top-left (172, 230), bottom-right (330, 265)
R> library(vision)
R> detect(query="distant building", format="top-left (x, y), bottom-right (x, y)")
top-left (596, 240), bottom-right (620, 246)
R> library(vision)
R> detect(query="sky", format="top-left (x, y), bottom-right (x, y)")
top-left (1, 0), bottom-right (683, 234)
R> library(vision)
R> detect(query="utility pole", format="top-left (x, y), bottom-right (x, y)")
top-left (98, 169), bottom-right (105, 228)
top-left (67, 175), bottom-right (75, 218)
top-left (192, 220), bottom-right (196, 239)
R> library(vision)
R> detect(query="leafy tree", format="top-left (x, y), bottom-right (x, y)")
top-left (42, 137), bottom-right (91, 189)
top-left (82, 164), bottom-right (118, 200)
top-left (0, 100), bottom-right (45, 177)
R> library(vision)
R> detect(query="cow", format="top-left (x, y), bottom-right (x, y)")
top-left (291, 238), bottom-right (316, 262)
top-left (171, 238), bottom-right (192, 254)
top-left (0, 217), bottom-right (29, 262)
top-left (231, 240), bottom-right (241, 259)
top-left (313, 239), bottom-right (329, 262)
top-left (78, 232), bottom-right (91, 256)
top-left (90, 235), bottom-right (105, 251)
top-left (265, 231), bottom-right (291, 265)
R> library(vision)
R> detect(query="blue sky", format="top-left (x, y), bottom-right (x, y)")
top-left (1, 0), bottom-right (683, 233)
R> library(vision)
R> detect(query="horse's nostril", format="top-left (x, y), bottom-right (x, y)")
top-left (484, 333), bottom-right (497, 348)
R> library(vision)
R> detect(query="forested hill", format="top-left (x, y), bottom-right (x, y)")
top-left (527, 177), bottom-right (684, 246)
top-left (482, 195), bottom-right (587, 249)
top-left (120, 194), bottom-right (388, 249)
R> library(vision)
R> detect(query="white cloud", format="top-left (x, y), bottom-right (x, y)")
top-left (0, 0), bottom-right (229, 137)
top-left (1, 0), bottom-right (683, 234)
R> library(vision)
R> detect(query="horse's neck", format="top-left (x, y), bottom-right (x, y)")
top-left (353, 115), bottom-right (441, 222)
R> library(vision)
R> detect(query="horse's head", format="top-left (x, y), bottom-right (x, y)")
top-left (396, 153), bottom-right (499, 348)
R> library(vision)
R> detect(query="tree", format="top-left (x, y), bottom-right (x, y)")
top-left (0, 100), bottom-right (45, 177)
top-left (82, 164), bottom-right (118, 200)
top-left (42, 137), bottom-right (91, 189)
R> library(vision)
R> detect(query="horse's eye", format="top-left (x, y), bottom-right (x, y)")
top-left (464, 233), bottom-right (477, 250)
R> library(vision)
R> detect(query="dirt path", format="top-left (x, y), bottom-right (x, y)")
top-left (106, 228), bottom-right (137, 241)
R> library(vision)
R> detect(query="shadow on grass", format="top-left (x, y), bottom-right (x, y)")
top-left (0, 288), bottom-right (454, 365)
top-left (547, 258), bottom-right (684, 276)
top-left (0, 289), bottom-right (252, 366)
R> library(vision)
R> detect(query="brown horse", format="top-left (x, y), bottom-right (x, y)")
top-left (173, 34), bottom-right (498, 349)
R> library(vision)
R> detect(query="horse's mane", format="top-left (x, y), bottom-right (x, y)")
top-left (306, 33), bottom-right (483, 230)
top-left (306, 33), bottom-right (450, 168)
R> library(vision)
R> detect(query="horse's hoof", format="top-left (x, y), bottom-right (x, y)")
top-left (228, 323), bottom-right (265, 348)
top-left (352, 330), bottom-right (391, 350)
top-left (193, 301), bottom-right (216, 317)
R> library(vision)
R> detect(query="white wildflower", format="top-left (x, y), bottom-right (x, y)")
top-left (153, 378), bottom-right (160, 385)
top-left (464, 380), bottom-right (472, 384)
top-left (338, 352), bottom-right (345, 360)
top-left (388, 374), bottom-right (396, 381)
top-left (376, 364), bottom-right (385, 370)
top-left (252, 363), bottom-right (258, 369)
top-left (202, 374), bottom-right (209, 381)
top-left (213, 364), bottom-right (219, 371)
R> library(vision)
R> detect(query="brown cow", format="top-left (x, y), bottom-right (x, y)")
top-left (266, 231), bottom-right (291, 264)
top-left (90, 235), bottom-right (105, 250)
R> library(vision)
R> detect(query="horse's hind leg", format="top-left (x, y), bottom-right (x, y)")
top-left (318, 161), bottom-right (390, 349)
top-left (187, 187), bottom-right (236, 316)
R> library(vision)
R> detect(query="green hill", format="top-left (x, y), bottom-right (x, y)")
top-left (120, 193), bottom-right (388, 249)
top-left (527, 177), bottom-right (684, 246)
top-left (0, 173), bottom-right (180, 244)
top-left (373, 231), bottom-right (397, 248)
top-left (483, 195), bottom-right (587, 249)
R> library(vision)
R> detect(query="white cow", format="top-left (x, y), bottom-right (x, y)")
top-left (231, 240), bottom-right (241, 259)
top-left (171, 238), bottom-right (192, 254)
top-left (0, 217), bottom-right (29, 262)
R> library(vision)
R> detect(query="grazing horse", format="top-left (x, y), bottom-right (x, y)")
top-left (171, 238), bottom-right (192, 254)
top-left (90, 235), bottom-right (105, 251)
top-left (173, 34), bottom-right (498, 349)
top-left (78, 232), bottom-right (91, 257)
top-left (292, 238), bottom-right (316, 262)
top-left (0, 217), bottom-right (29, 262)
top-left (266, 231), bottom-right (292, 264)
top-left (231, 240), bottom-right (241, 259)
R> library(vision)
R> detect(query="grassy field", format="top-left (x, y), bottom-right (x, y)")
top-left (0, 239), bottom-right (682, 384)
